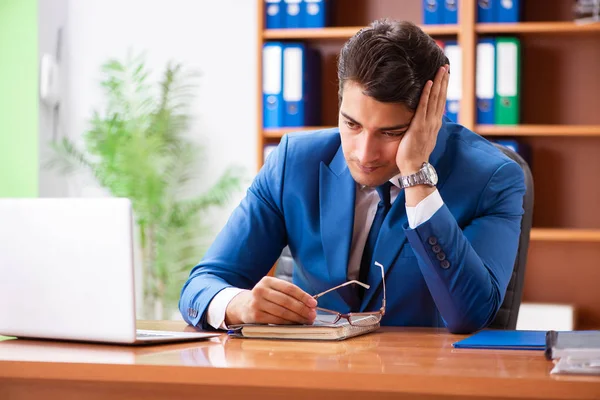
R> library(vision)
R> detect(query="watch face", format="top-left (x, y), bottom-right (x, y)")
top-left (425, 163), bottom-right (438, 185)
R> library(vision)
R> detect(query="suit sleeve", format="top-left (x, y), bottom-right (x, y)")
top-left (404, 161), bottom-right (526, 334)
top-left (178, 136), bottom-right (289, 328)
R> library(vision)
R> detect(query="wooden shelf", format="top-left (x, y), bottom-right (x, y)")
top-left (476, 21), bottom-right (600, 34)
top-left (263, 126), bottom-right (333, 138)
top-left (530, 229), bottom-right (600, 242)
top-left (476, 125), bottom-right (600, 137)
top-left (265, 125), bottom-right (600, 138)
top-left (263, 24), bottom-right (458, 40)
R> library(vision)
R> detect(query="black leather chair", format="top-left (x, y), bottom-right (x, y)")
top-left (488, 143), bottom-right (534, 329)
top-left (275, 143), bottom-right (534, 330)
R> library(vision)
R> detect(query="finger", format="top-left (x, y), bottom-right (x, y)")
top-left (437, 64), bottom-right (450, 119)
top-left (267, 277), bottom-right (317, 308)
top-left (260, 299), bottom-right (316, 324)
top-left (416, 80), bottom-right (433, 122)
top-left (263, 288), bottom-right (316, 320)
top-left (428, 66), bottom-right (447, 119)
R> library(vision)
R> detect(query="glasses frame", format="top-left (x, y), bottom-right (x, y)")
top-left (312, 261), bottom-right (386, 326)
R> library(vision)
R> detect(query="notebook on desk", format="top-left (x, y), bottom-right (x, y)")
top-left (545, 330), bottom-right (600, 360)
top-left (452, 330), bottom-right (547, 350)
top-left (228, 315), bottom-right (380, 341)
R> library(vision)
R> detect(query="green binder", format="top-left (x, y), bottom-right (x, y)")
top-left (495, 37), bottom-right (521, 125)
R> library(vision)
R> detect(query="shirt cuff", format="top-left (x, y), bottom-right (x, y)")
top-left (206, 287), bottom-right (247, 330)
top-left (406, 189), bottom-right (444, 229)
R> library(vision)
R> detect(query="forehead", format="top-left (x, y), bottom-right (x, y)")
top-left (340, 82), bottom-right (414, 126)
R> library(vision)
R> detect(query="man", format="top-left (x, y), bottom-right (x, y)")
top-left (179, 19), bottom-right (526, 334)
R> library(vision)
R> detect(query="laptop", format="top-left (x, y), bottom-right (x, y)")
top-left (0, 197), bottom-right (219, 345)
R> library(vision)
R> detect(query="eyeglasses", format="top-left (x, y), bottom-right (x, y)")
top-left (312, 261), bottom-right (386, 327)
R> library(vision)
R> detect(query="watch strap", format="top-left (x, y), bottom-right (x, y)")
top-left (399, 163), bottom-right (434, 188)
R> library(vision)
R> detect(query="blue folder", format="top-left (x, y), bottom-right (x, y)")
top-left (452, 330), bottom-right (547, 350)
top-left (443, 0), bottom-right (458, 24)
top-left (423, 0), bottom-right (442, 24)
top-left (303, 0), bottom-right (328, 28)
top-left (477, 0), bottom-right (495, 22)
top-left (497, 0), bottom-right (520, 23)
top-left (263, 42), bottom-right (284, 128)
top-left (265, 0), bottom-right (284, 29)
top-left (284, 0), bottom-right (303, 28)
top-left (476, 38), bottom-right (496, 124)
top-left (281, 43), bottom-right (322, 127)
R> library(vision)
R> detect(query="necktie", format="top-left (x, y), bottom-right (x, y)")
top-left (358, 181), bottom-right (393, 297)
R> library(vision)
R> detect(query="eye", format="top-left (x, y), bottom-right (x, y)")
top-left (382, 131), bottom-right (407, 138)
top-left (344, 120), bottom-right (360, 130)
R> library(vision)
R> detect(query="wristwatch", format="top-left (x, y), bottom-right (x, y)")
top-left (398, 162), bottom-right (438, 188)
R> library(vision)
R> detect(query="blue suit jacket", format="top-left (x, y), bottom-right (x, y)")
top-left (179, 118), bottom-right (526, 333)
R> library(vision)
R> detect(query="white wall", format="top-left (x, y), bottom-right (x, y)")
top-left (65, 0), bottom-right (258, 203)
top-left (63, 0), bottom-right (258, 317)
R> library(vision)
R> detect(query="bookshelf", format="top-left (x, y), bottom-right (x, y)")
top-left (476, 125), bottom-right (600, 136)
top-left (263, 24), bottom-right (460, 39)
top-left (256, 0), bottom-right (600, 329)
top-left (476, 21), bottom-right (600, 34)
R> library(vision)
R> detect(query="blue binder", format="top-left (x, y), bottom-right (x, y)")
top-left (423, 0), bottom-right (442, 24)
top-left (443, 0), bottom-right (458, 24)
top-left (497, 0), bottom-right (520, 22)
top-left (476, 38), bottom-right (495, 124)
top-left (453, 330), bottom-right (547, 350)
top-left (444, 41), bottom-right (461, 123)
top-left (265, 0), bottom-right (284, 29)
top-left (477, 0), bottom-right (495, 22)
top-left (263, 42), bottom-right (284, 128)
top-left (303, 0), bottom-right (328, 28)
top-left (284, 0), bottom-right (304, 28)
top-left (282, 43), bottom-right (321, 127)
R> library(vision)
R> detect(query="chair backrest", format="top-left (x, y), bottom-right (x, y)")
top-left (275, 143), bottom-right (534, 330)
top-left (488, 143), bottom-right (534, 329)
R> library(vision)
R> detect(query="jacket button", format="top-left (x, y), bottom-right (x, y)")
top-left (440, 260), bottom-right (450, 269)
top-left (436, 252), bottom-right (446, 261)
top-left (432, 244), bottom-right (441, 253)
top-left (428, 236), bottom-right (438, 245)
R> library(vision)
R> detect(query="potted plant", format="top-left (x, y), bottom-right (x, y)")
top-left (48, 52), bottom-right (244, 319)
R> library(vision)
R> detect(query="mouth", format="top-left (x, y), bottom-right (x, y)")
top-left (356, 162), bottom-right (381, 174)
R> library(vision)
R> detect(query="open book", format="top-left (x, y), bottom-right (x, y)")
top-left (227, 315), bottom-right (380, 341)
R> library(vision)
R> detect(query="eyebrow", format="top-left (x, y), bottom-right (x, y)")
top-left (340, 111), bottom-right (410, 131)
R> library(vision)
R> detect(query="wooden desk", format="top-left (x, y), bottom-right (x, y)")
top-left (0, 321), bottom-right (598, 400)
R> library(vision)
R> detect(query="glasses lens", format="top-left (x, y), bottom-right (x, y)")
top-left (348, 313), bottom-right (381, 326)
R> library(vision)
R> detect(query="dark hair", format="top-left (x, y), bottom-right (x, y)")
top-left (337, 19), bottom-right (449, 110)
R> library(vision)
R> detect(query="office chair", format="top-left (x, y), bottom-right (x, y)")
top-left (488, 143), bottom-right (534, 329)
top-left (274, 143), bottom-right (534, 330)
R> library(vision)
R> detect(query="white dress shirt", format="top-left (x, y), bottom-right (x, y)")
top-left (206, 176), bottom-right (444, 329)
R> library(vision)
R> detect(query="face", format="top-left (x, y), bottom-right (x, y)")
top-left (339, 81), bottom-right (415, 187)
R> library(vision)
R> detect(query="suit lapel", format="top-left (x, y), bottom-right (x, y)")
top-left (319, 147), bottom-right (356, 290)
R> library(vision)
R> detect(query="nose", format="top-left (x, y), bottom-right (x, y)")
top-left (355, 131), bottom-right (379, 165)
